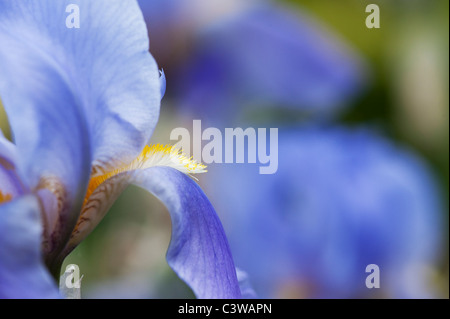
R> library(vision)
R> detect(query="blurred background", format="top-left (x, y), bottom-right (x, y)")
top-left (1, 0), bottom-right (448, 298)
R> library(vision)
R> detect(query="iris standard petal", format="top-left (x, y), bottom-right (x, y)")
top-left (65, 0), bottom-right (161, 171)
top-left (0, 0), bottom-right (161, 172)
top-left (0, 196), bottom-right (60, 299)
top-left (177, 3), bottom-right (367, 123)
top-left (133, 167), bottom-right (241, 299)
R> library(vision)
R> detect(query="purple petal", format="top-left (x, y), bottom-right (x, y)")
top-left (132, 167), bottom-right (241, 299)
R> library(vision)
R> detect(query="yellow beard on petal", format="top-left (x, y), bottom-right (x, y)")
top-left (0, 190), bottom-right (12, 204)
top-left (65, 144), bottom-right (207, 253)
top-left (83, 144), bottom-right (207, 206)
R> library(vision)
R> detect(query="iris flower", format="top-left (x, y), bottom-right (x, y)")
top-left (0, 0), bottom-right (241, 299)
top-left (206, 127), bottom-right (443, 298)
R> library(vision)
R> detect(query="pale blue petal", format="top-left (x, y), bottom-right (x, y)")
top-left (132, 167), bottom-right (241, 299)
top-left (0, 196), bottom-right (61, 298)
top-left (0, 0), bottom-right (161, 172)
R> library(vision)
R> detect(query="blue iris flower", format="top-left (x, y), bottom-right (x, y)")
top-left (206, 127), bottom-right (443, 298)
top-left (0, 0), bottom-right (242, 299)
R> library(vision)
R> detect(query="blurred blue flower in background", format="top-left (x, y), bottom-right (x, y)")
top-left (175, 4), bottom-right (367, 124)
top-left (135, 0), bottom-right (446, 299)
top-left (138, 0), bottom-right (367, 125)
top-left (139, 0), bottom-right (446, 299)
top-left (206, 127), bottom-right (443, 298)
top-left (141, 0), bottom-right (447, 298)
top-left (0, 0), bottom-right (241, 299)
